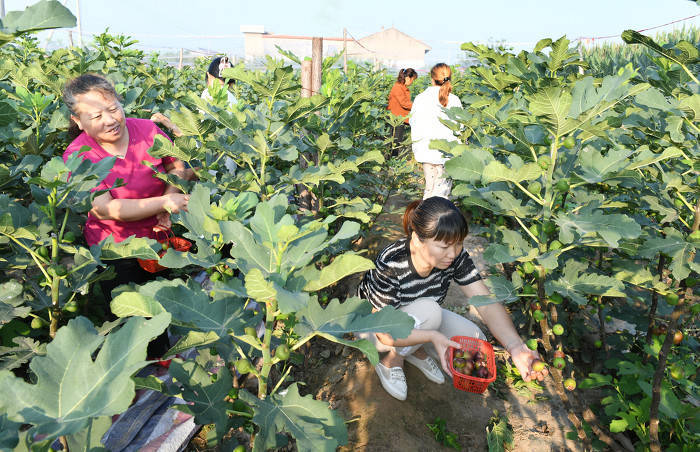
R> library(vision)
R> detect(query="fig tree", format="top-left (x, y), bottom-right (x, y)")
top-left (62, 231), bottom-right (76, 243)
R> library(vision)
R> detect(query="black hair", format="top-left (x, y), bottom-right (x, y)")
top-left (63, 73), bottom-right (123, 141)
top-left (402, 197), bottom-right (468, 244)
top-left (397, 68), bottom-right (417, 84)
top-left (206, 55), bottom-right (232, 83)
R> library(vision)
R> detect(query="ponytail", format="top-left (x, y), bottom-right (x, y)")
top-left (403, 197), bottom-right (468, 243)
top-left (397, 69), bottom-right (406, 84)
top-left (396, 68), bottom-right (417, 85)
top-left (430, 63), bottom-right (452, 107)
top-left (402, 200), bottom-right (421, 236)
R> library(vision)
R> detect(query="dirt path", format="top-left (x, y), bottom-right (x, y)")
top-left (304, 195), bottom-right (583, 451)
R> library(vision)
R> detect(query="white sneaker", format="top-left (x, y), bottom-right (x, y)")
top-left (405, 354), bottom-right (445, 384)
top-left (375, 363), bottom-right (407, 400)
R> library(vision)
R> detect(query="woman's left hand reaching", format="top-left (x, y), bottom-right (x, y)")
top-left (509, 343), bottom-right (548, 382)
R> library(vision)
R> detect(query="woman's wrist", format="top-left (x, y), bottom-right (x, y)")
top-left (505, 339), bottom-right (525, 355)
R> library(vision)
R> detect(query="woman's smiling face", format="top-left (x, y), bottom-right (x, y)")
top-left (70, 90), bottom-right (126, 146)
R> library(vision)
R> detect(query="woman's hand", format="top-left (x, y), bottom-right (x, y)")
top-left (509, 343), bottom-right (548, 382)
top-left (162, 193), bottom-right (190, 214)
top-left (429, 331), bottom-right (462, 376)
top-left (151, 113), bottom-right (182, 137)
top-left (154, 211), bottom-right (171, 231)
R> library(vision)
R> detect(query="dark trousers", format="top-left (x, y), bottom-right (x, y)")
top-left (391, 123), bottom-right (409, 157)
top-left (100, 258), bottom-right (171, 358)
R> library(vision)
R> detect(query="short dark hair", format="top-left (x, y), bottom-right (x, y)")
top-left (402, 197), bottom-right (468, 244)
top-left (206, 55), bottom-right (232, 82)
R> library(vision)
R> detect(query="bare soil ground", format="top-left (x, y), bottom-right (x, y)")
top-left (299, 195), bottom-right (584, 452)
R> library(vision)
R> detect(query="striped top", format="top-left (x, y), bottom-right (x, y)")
top-left (358, 238), bottom-right (482, 309)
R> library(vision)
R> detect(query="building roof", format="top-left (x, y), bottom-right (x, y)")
top-left (358, 27), bottom-right (432, 51)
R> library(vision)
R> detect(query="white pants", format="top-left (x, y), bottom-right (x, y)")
top-left (359, 299), bottom-right (485, 362)
top-left (422, 163), bottom-right (452, 199)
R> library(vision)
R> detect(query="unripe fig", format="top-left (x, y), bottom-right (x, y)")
top-left (553, 357), bottom-right (566, 369)
top-left (549, 240), bottom-right (562, 251)
top-left (533, 310), bottom-right (545, 321)
top-left (275, 344), bottom-right (290, 360)
top-left (538, 155), bottom-right (551, 169)
top-left (665, 293), bottom-right (679, 306)
top-left (531, 360), bottom-right (546, 372)
top-left (594, 340), bottom-right (602, 348)
top-left (244, 327), bottom-right (257, 337)
top-left (564, 378), bottom-right (576, 391)
top-left (235, 359), bottom-right (253, 374)
top-left (555, 179), bottom-right (570, 192)
top-left (549, 293), bottom-right (563, 304)
top-left (523, 261), bottom-right (536, 274)
top-left (453, 357), bottom-right (466, 369)
top-left (562, 136), bottom-right (575, 149)
top-left (552, 324), bottom-right (564, 335)
top-left (526, 338), bottom-right (538, 350)
top-left (669, 364), bottom-right (684, 380)
top-left (553, 350), bottom-right (565, 359)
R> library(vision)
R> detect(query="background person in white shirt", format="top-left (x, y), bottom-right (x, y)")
top-left (409, 63), bottom-right (461, 199)
top-left (201, 55), bottom-right (238, 106)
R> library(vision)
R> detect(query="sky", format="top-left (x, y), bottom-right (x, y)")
top-left (5, 0), bottom-right (700, 65)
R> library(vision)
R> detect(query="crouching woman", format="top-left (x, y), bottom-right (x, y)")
top-left (357, 197), bottom-right (546, 400)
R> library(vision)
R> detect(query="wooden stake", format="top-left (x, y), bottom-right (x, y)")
top-left (178, 48), bottom-right (183, 70)
top-left (311, 37), bottom-right (322, 95)
top-left (301, 59), bottom-right (312, 98)
top-left (343, 28), bottom-right (348, 73)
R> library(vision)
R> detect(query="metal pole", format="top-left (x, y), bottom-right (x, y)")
top-left (0, 0), bottom-right (5, 18)
top-left (311, 37), bottom-right (322, 95)
top-left (343, 28), bottom-right (347, 73)
top-left (178, 48), bottom-right (184, 70)
top-left (76, 0), bottom-right (83, 48)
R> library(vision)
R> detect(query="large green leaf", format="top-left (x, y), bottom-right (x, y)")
top-left (468, 276), bottom-right (521, 306)
top-left (239, 383), bottom-right (347, 452)
top-left (168, 359), bottom-right (233, 437)
top-left (0, 414), bottom-right (21, 450)
top-left (556, 208), bottom-right (641, 248)
top-left (93, 235), bottom-right (159, 261)
top-left (0, 314), bottom-right (170, 439)
top-left (639, 228), bottom-right (698, 281)
top-left (111, 279), bottom-right (252, 338)
top-left (527, 87), bottom-right (574, 136)
top-left (65, 416), bottom-right (111, 452)
top-left (303, 254), bottom-right (374, 291)
top-left (0, 337), bottom-right (46, 371)
top-left (221, 220), bottom-right (274, 274)
top-left (0, 279), bottom-right (29, 325)
top-left (545, 260), bottom-right (625, 305)
top-left (575, 147), bottom-right (632, 183)
top-left (295, 297), bottom-right (414, 365)
top-left (1, 0), bottom-right (76, 35)
top-left (245, 268), bottom-right (276, 302)
top-left (445, 148), bottom-right (494, 184)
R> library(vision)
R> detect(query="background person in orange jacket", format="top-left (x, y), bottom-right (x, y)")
top-left (387, 68), bottom-right (417, 157)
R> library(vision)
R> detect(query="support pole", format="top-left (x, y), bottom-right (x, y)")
top-left (311, 37), bottom-right (322, 95)
top-left (0, 0), bottom-right (5, 18)
top-left (343, 28), bottom-right (348, 73)
top-left (296, 59), bottom-right (318, 214)
top-left (76, 0), bottom-right (83, 48)
top-left (178, 48), bottom-right (184, 70)
top-left (301, 59), bottom-right (312, 98)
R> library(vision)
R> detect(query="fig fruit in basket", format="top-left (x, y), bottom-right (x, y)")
top-left (475, 367), bottom-right (490, 379)
top-left (453, 357), bottom-right (466, 369)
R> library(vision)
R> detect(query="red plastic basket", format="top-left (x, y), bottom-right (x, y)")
top-left (137, 229), bottom-right (192, 273)
top-left (448, 336), bottom-right (497, 393)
